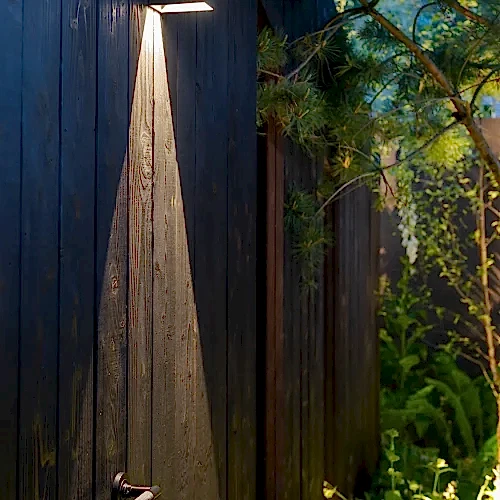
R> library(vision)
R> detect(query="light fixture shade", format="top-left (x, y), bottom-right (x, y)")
top-left (149, 2), bottom-right (214, 13)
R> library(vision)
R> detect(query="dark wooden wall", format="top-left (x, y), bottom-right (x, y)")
top-left (325, 186), bottom-right (380, 495)
top-left (0, 1), bottom-right (256, 499)
top-left (261, 0), bottom-right (380, 498)
top-left (282, 141), bottom-right (326, 500)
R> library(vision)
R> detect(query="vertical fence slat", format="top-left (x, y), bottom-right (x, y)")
top-left (266, 123), bottom-right (277, 500)
top-left (152, 9), bottom-right (176, 496)
top-left (227, 0), bottom-right (258, 497)
top-left (174, 13), bottom-right (197, 500)
top-left (194, 2), bottom-right (229, 498)
top-left (0, 1), bottom-right (22, 498)
top-left (95, 1), bottom-right (130, 498)
top-left (19, 0), bottom-right (61, 497)
top-left (128, 5), bottom-right (153, 485)
top-left (59, 0), bottom-right (97, 497)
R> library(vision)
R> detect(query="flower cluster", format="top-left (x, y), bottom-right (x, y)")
top-left (398, 201), bottom-right (419, 265)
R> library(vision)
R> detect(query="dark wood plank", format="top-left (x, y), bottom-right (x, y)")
top-left (128, 5), bottom-right (153, 484)
top-left (19, 0), bottom-right (61, 498)
top-left (275, 131), bottom-right (286, 500)
top-left (283, 140), bottom-right (301, 500)
top-left (175, 13), bottom-right (197, 500)
top-left (312, 159), bottom-right (325, 500)
top-left (265, 121), bottom-right (286, 500)
top-left (152, 9), bottom-right (177, 496)
top-left (324, 205), bottom-right (335, 490)
top-left (0, 1), bottom-right (22, 498)
top-left (282, 145), bottom-right (294, 500)
top-left (260, 0), bottom-right (285, 30)
top-left (227, 0), bottom-right (258, 497)
top-left (95, 1), bottom-right (129, 498)
top-left (266, 123), bottom-right (278, 500)
top-left (58, 0), bottom-right (97, 498)
top-left (194, 3), bottom-right (228, 498)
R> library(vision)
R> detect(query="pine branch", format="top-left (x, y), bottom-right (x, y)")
top-left (285, 0), bottom-right (383, 80)
top-left (285, 19), bottom-right (352, 79)
top-left (359, 0), bottom-right (500, 184)
top-left (441, 0), bottom-right (493, 28)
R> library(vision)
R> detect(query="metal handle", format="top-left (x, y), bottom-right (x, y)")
top-left (135, 487), bottom-right (161, 500)
top-left (113, 473), bottom-right (161, 499)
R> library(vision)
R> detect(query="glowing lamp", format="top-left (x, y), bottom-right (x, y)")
top-left (148, 2), bottom-right (214, 13)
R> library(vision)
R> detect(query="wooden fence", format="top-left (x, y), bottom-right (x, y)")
top-left (0, 0), bottom-right (380, 498)
top-left (0, 2), bottom-right (256, 499)
top-left (261, 1), bottom-right (380, 497)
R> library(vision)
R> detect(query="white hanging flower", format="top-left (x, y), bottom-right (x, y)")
top-left (397, 201), bottom-right (419, 265)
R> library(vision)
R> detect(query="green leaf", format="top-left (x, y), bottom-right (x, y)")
top-left (425, 377), bottom-right (477, 456)
top-left (399, 354), bottom-right (421, 373)
top-left (414, 416), bottom-right (431, 438)
top-left (384, 491), bottom-right (402, 500)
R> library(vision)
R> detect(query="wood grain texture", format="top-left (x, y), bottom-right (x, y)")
top-left (58, 0), bottom-right (96, 498)
top-left (95, 1), bottom-right (129, 498)
top-left (326, 186), bottom-right (380, 496)
top-left (3, 0), bottom-right (268, 498)
top-left (192, 0), bottom-right (228, 499)
top-left (227, 0), bottom-right (258, 497)
top-left (19, 0), bottom-right (61, 498)
top-left (265, 121), bottom-right (285, 500)
top-left (194, 4), bottom-right (226, 498)
top-left (152, 9), bottom-right (177, 496)
top-left (175, 13), bottom-right (197, 500)
top-left (128, 5), bottom-right (153, 485)
top-left (0, 1), bottom-right (22, 498)
top-left (266, 123), bottom-right (278, 500)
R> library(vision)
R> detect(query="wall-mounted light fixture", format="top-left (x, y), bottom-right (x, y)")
top-left (148, 2), bottom-right (214, 13)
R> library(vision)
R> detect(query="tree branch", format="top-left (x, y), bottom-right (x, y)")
top-left (359, 0), bottom-right (500, 184)
top-left (441, 0), bottom-right (492, 28)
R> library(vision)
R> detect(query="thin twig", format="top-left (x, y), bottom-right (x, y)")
top-left (471, 66), bottom-right (500, 107)
top-left (352, 97), bottom-right (450, 140)
top-left (315, 171), bottom-right (377, 216)
top-left (382, 122), bottom-right (460, 171)
top-left (259, 69), bottom-right (284, 79)
top-left (412, 2), bottom-right (438, 46)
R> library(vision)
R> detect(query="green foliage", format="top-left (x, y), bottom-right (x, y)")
top-left (324, 431), bottom-right (459, 499)
top-left (264, 2), bottom-right (500, 498)
top-left (378, 263), bottom-right (495, 464)
top-left (257, 77), bottom-right (328, 151)
top-left (257, 27), bottom-right (288, 74)
top-left (256, 0), bottom-right (500, 289)
top-left (284, 190), bottom-right (332, 289)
